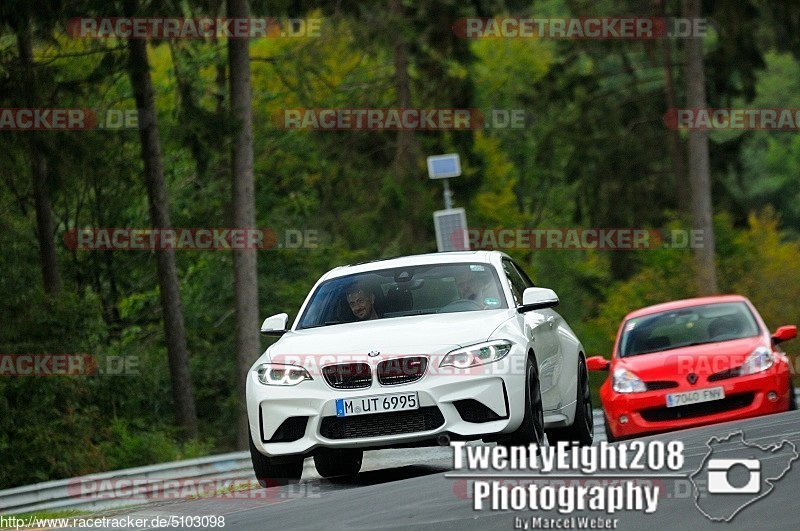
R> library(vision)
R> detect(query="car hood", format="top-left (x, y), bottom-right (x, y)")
top-left (613, 336), bottom-right (767, 379)
top-left (269, 310), bottom-right (517, 358)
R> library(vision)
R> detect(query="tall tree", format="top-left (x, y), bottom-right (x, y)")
top-left (227, 0), bottom-right (259, 449)
top-left (14, 18), bottom-right (62, 295)
top-left (124, 0), bottom-right (198, 439)
top-left (683, 0), bottom-right (718, 294)
top-left (653, 0), bottom-right (689, 212)
top-left (388, 0), bottom-right (420, 246)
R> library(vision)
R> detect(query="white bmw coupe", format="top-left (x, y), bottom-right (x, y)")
top-left (247, 251), bottom-right (593, 484)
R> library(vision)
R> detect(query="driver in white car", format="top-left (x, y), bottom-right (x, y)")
top-left (346, 282), bottom-right (380, 321)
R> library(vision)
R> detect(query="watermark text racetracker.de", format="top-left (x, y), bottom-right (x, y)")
top-left (447, 440), bottom-right (685, 526)
top-left (0, 354), bottom-right (138, 376)
top-left (67, 17), bottom-right (323, 39)
top-left (64, 227), bottom-right (324, 251)
top-left (456, 228), bottom-right (705, 251)
top-left (0, 108), bottom-right (141, 130)
top-left (276, 108), bottom-right (527, 130)
top-left (0, 514), bottom-right (225, 530)
top-left (269, 353), bottom-right (540, 379)
top-left (67, 476), bottom-right (319, 501)
top-left (664, 108), bottom-right (800, 131)
top-left (453, 17), bottom-right (709, 40)
top-left (261, 353), bottom-right (800, 379)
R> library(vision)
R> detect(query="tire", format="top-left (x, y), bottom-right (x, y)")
top-left (789, 379), bottom-right (797, 411)
top-left (313, 448), bottom-right (363, 480)
top-left (501, 355), bottom-right (545, 447)
top-left (548, 355), bottom-right (594, 446)
top-left (249, 438), bottom-right (304, 487)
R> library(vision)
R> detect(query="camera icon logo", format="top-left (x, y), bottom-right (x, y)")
top-left (707, 458), bottom-right (761, 494)
top-left (691, 431), bottom-right (798, 522)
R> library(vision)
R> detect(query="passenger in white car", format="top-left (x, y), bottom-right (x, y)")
top-left (454, 270), bottom-right (501, 309)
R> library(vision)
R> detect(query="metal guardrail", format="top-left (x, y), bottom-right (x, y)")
top-left (0, 452), bottom-right (252, 515)
top-left (2, 390), bottom-right (797, 515)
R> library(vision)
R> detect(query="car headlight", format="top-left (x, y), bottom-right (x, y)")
top-left (738, 346), bottom-right (774, 375)
top-left (439, 340), bottom-right (513, 369)
top-left (612, 368), bottom-right (647, 393)
top-left (256, 363), bottom-right (312, 385)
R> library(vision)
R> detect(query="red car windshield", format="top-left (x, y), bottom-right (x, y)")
top-left (618, 302), bottom-right (761, 357)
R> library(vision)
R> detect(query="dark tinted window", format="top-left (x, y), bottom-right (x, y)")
top-left (511, 261), bottom-right (534, 289)
top-left (502, 259), bottom-right (530, 306)
top-left (297, 263), bottom-right (508, 329)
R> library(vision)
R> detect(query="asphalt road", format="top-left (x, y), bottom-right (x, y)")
top-left (67, 409), bottom-right (800, 531)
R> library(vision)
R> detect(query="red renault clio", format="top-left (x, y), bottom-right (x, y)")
top-left (589, 295), bottom-right (796, 441)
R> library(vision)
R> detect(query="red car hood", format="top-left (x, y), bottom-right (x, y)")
top-left (613, 336), bottom-right (766, 380)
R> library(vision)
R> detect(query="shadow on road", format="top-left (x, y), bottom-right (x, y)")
top-left (313, 463), bottom-right (450, 490)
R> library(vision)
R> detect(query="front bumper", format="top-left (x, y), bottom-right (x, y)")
top-left (246, 357), bottom-right (528, 457)
top-left (604, 364), bottom-right (791, 439)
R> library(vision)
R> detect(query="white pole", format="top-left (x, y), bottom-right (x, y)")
top-left (443, 178), bottom-right (454, 210)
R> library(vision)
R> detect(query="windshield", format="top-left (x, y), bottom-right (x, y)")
top-left (618, 302), bottom-right (760, 357)
top-left (296, 263), bottom-right (508, 329)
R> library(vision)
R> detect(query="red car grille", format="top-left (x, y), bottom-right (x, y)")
top-left (707, 367), bottom-right (741, 382)
top-left (644, 380), bottom-right (679, 390)
top-left (640, 393), bottom-right (754, 422)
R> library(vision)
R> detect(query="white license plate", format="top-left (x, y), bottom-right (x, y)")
top-left (335, 392), bottom-right (419, 417)
top-left (666, 386), bottom-right (725, 408)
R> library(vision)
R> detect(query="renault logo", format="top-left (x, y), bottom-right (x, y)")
top-left (687, 373), bottom-right (698, 385)
top-left (368, 350), bottom-right (380, 357)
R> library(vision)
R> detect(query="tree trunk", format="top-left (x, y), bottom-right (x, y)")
top-left (17, 26), bottom-right (61, 295)
top-left (227, 0), bottom-right (260, 450)
top-left (654, 0), bottom-right (689, 212)
top-left (389, 0), bottom-right (421, 245)
top-left (211, 0), bottom-right (227, 115)
top-left (683, 0), bottom-right (718, 294)
top-left (125, 0), bottom-right (198, 439)
top-left (391, 0), bottom-right (415, 172)
top-left (168, 42), bottom-right (209, 179)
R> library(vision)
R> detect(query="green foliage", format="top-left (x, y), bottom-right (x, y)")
top-left (99, 419), bottom-right (213, 470)
top-left (724, 212), bottom-right (800, 345)
top-left (589, 250), bottom-right (696, 352)
top-left (721, 52), bottom-right (800, 232)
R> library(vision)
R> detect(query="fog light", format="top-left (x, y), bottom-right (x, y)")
top-left (768, 391), bottom-right (778, 402)
top-left (619, 415), bottom-right (629, 424)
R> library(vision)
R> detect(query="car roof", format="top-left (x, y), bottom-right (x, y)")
top-left (321, 250), bottom-right (508, 280)
top-left (624, 294), bottom-right (751, 320)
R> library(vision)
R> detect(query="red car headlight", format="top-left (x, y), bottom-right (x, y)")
top-left (738, 347), bottom-right (774, 375)
top-left (612, 368), bottom-right (647, 393)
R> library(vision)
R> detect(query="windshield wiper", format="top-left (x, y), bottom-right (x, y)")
top-left (301, 320), bottom-right (343, 329)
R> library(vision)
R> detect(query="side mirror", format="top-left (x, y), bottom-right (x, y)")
top-left (772, 325), bottom-right (797, 345)
top-left (518, 287), bottom-right (559, 313)
top-left (261, 313), bottom-right (289, 336)
top-left (586, 356), bottom-right (611, 371)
